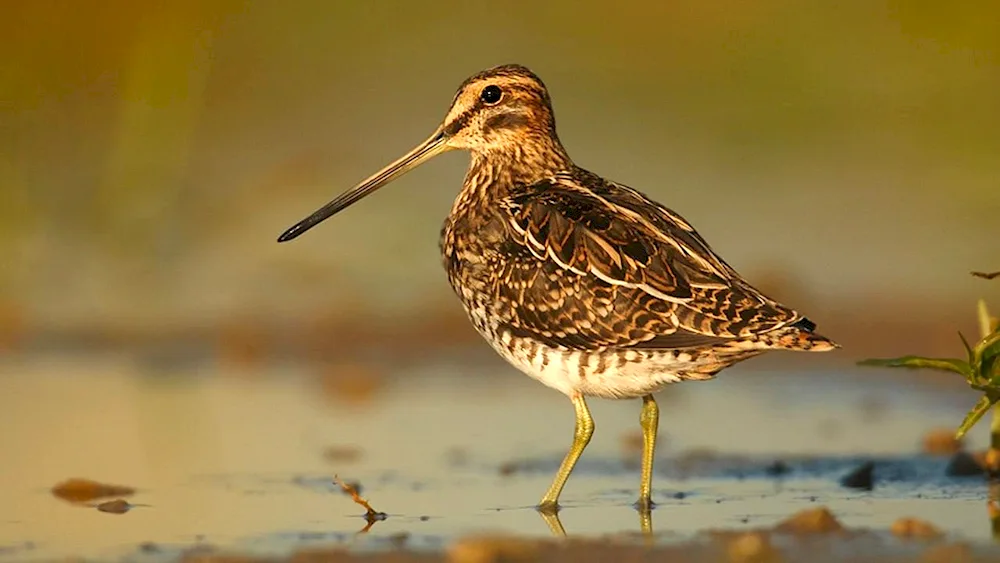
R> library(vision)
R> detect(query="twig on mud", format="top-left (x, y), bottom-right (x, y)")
top-left (333, 475), bottom-right (387, 525)
top-left (972, 271), bottom-right (1000, 280)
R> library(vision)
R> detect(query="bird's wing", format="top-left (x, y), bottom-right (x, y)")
top-left (491, 169), bottom-right (802, 350)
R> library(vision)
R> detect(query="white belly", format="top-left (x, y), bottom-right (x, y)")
top-left (486, 327), bottom-right (720, 399)
top-left (454, 285), bottom-right (742, 400)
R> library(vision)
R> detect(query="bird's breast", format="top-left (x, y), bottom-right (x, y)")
top-left (441, 208), bottom-right (503, 281)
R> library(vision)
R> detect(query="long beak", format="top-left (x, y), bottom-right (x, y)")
top-left (277, 128), bottom-right (450, 242)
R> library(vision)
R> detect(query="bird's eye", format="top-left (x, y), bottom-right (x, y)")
top-left (480, 85), bottom-right (503, 105)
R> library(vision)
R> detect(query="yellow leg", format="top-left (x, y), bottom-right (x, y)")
top-left (637, 394), bottom-right (659, 510)
top-left (537, 394), bottom-right (594, 513)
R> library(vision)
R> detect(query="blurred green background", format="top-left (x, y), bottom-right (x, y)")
top-left (2, 0), bottom-right (998, 361)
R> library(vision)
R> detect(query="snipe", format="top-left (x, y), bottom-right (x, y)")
top-left (278, 64), bottom-right (837, 517)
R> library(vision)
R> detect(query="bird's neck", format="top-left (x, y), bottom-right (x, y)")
top-left (462, 137), bottom-right (571, 201)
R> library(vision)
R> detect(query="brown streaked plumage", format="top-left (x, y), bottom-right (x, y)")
top-left (277, 64), bottom-right (838, 523)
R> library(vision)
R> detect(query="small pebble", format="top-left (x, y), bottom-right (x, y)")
top-left (774, 507), bottom-right (844, 534)
top-left (96, 499), bottom-right (132, 514)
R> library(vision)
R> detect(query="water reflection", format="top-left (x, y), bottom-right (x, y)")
top-left (537, 506), bottom-right (653, 538)
top-left (990, 481), bottom-right (1000, 540)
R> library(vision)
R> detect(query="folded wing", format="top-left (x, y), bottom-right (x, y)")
top-left (490, 168), bottom-right (804, 350)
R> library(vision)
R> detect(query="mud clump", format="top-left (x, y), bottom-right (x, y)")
top-left (840, 461), bottom-right (874, 491)
top-left (773, 507), bottom-right (844, 534)
top-left (891, 517), bottom-right (943, 539)
top-left (945, 451), bottom-right (986, 477)
top-left (448, 535), bottom-right (542, 563)
top-left (944, 449), bottom-right (1000, 478)
top-left (725, 532), bottom-right (782, 563)
top-left (51, 478), bottom-right (135, 503)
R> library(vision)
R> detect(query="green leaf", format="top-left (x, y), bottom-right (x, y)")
top-left (973, 298), bottom-right (1000, 384)
top-left (978, 326), bottom-right (1000, 364)
top-left (956, 393), bottom-right (1000, 439)
top-left (959, 331), bottom-right (974, 361)
top-left (984, 330), bottom-right (1000, 386)
top-left (857, 356), bottom-right (972, 377)
top-left (986, 361), bottom-right (1000, 388)
top-left (977, 299), bottom-right (992, 339)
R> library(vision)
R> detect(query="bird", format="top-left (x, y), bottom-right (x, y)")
top-left (277, 64), bottom-right (838, 516)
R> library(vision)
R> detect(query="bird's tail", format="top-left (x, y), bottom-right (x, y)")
top-left (761, 317), bottom-right (839, 352)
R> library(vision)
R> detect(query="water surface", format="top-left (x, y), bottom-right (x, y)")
top-left (0, 352), bottom-right (995, 560)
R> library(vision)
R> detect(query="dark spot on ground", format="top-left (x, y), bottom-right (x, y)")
top-left (840, 461), bottom-right (875, 491)
top-left (946, 451), bottom-right (986, 478)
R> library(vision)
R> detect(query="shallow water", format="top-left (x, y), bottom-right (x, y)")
top-left (0, 351), bottom-right (997, 561)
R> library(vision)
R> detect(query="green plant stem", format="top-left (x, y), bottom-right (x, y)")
top-left (993, 404), bottom-right (1000, 450)
top-left (979, 299), bottom-right (999, 451)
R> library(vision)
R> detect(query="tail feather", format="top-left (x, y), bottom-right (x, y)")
top-left (765, 316), bottom-right (838, 352)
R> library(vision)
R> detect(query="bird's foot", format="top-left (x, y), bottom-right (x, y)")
top-left (536, 500), bottom-right (560, 515)
top-left (634, 496), bottom-right (656, 512)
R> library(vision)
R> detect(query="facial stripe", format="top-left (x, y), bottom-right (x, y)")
top-left (444, 106), bottom-right (476, 136)
top-left (484, 112), bottom-right (531, 132)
